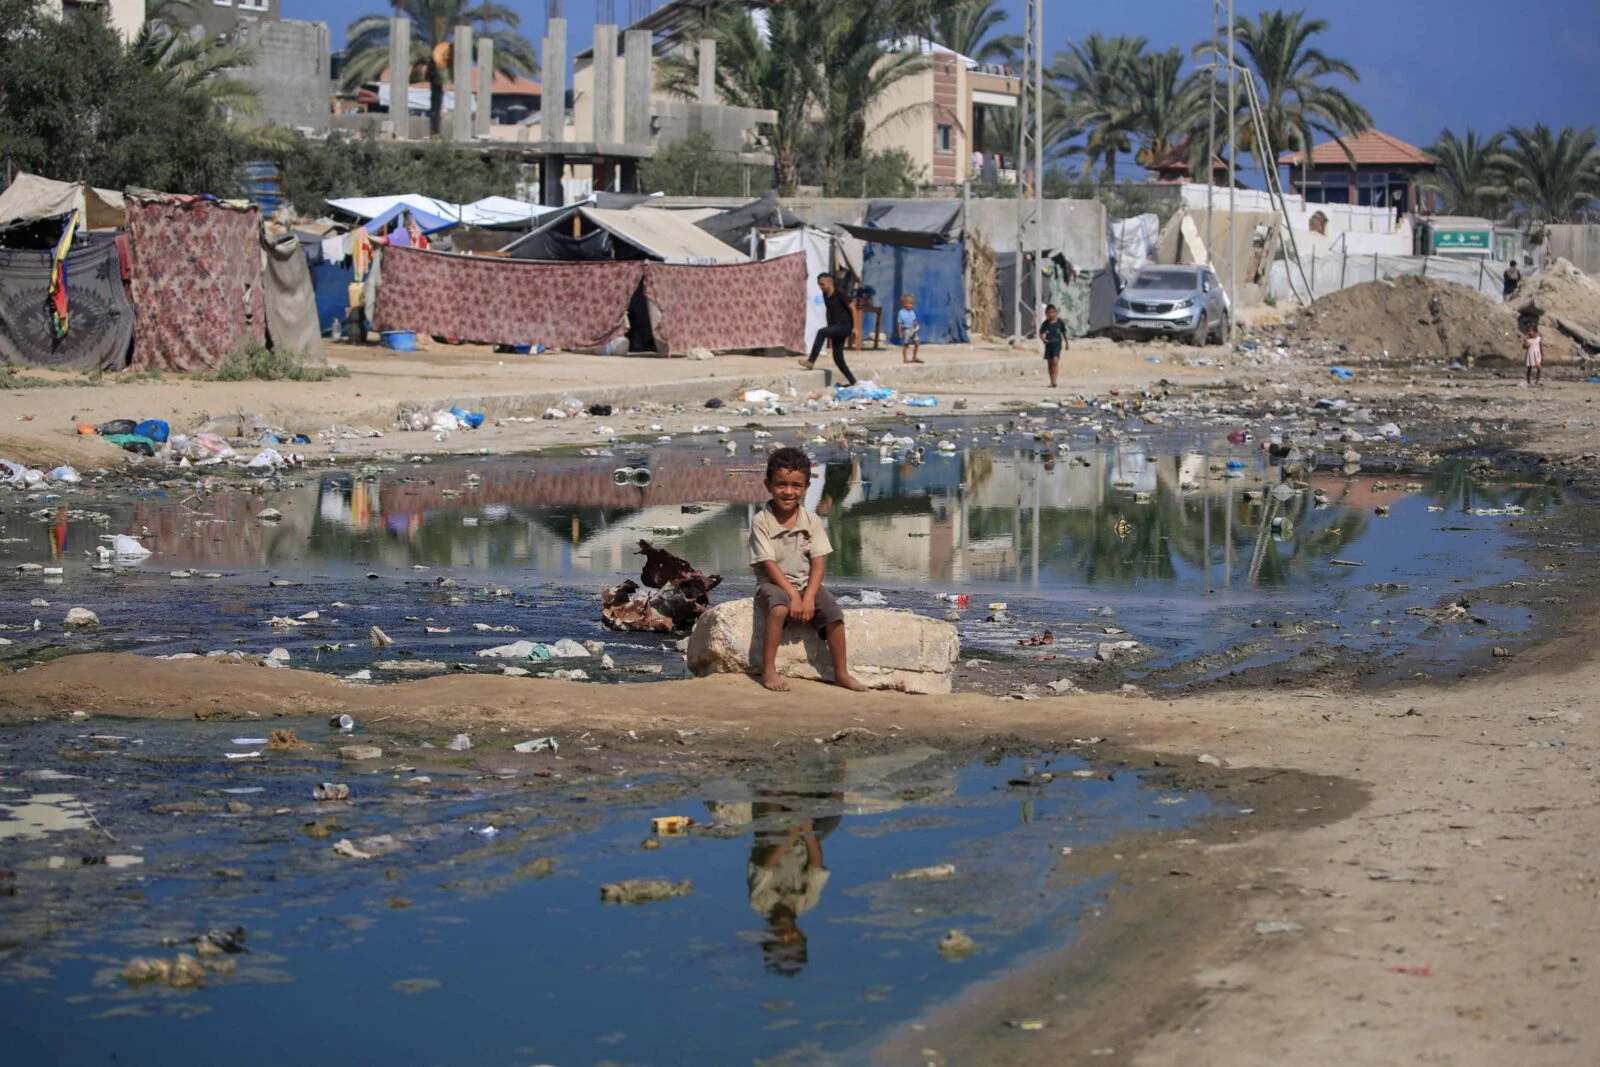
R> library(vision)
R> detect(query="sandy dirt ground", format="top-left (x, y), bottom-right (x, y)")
top-left (4, 333), bottom-right (1600, 1065)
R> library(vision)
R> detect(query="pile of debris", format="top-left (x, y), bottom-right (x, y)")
top-left (1300, 274), bottom-right (1573, 362)
top-left (1513, 257), bottom-right (1600, 353)
top-left (601, 540), bottom-right (722, 633)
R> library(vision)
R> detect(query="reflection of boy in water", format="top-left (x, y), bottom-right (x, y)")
top-left (747, 795), bottom-right (842, 976)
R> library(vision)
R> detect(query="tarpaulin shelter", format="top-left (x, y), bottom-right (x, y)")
top-left (862, 241), bottom-right (969, 344)
top-left (311, 258), bottom-right (354, 337)
top-left (374, 244), bottom-right (644, 351)
top-left (502, 206), bottom-right (749, 265)
top-left (696, 192), bottom-right (802, 251)
top-left (840, 199), bottom-right (961, 250)
top-left (327, 194), bottom-right (460, 224)
top-left (0, 233), bottom-right (132, 370)
top-left (0, 173), bottom-right (125, 232)
top-left (763, 227), bottom-right (834, 348)
top-left (260, 232), bottom-right (325, 362)
top-left (996, 253), bottom-right (1116, 338)
top-left (126, 195), bottom-right (263, 372)
top-left (362, 202), bottom-right (457, 236)
top-left (643, 254), bottom-right (808, 355)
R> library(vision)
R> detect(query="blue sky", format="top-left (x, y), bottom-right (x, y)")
top-left (295, 0), bottom-right (1600, 152)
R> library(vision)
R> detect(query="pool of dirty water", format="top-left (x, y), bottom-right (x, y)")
top-left (0, 717), bottom-right (1216, 1065)
top-left (0, 420), bottom-right (1565, 684)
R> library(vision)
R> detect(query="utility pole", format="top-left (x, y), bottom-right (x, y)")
top-left (1206, 0), bottom-right (1217, 270)
top-left (1013, 0), bottom-right (1041, 344)
top-left (1226, 0), bottom-right (1237, 339)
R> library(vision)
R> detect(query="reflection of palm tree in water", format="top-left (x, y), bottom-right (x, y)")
top-left (747, 791), bottom-right (843, 977)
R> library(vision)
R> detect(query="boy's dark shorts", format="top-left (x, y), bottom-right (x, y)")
top-left (1045, 347), bottom-right (1063, 361)
top-left (755, 581), bottom-right (845, 632)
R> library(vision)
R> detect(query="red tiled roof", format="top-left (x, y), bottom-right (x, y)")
top-left (1279, 129), bottom-right (1433, 167)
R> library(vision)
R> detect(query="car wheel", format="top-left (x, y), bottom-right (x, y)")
top-left (1190, 313), bottom-right (1209, 347)
top-left (1212, 313), bottom-right (1229, 345)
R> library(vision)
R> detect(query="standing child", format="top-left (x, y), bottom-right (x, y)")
top-left (749, 447), bottom-right (867, 693)
top-left (1039, 303), bottom-right (1068, 388)
top-left (1524, 322), bottom-right (1544, 387)
top-left (897, 294), bottom-right (923, 364)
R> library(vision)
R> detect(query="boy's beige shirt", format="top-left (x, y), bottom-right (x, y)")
top-left (748, 502), bottom-right (833, 589)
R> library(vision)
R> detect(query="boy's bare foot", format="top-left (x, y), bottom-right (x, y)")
top-left (760, 672), bottom-right (791, 692)
top-left (833, 673), bottom-right (869, 692)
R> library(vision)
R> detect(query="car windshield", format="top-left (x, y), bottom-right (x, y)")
top-left (1131, 270), bottom-right (1199, 290)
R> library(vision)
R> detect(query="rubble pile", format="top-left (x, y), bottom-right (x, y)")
top-left (1300, 275), bottom-right (1565, 362)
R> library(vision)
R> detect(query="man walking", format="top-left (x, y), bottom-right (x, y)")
top-left (798, 273), bottom-right (858, 387)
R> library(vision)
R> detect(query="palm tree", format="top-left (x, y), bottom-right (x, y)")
top-left (1421, 129), bottom-right (1509, 219)
top-left (981, 85), bottom-right (1080, 170)
top-left (657, 7), bottom-right (821, 191)
top-left (816, 1), bottom-right (935, 170)
top-left (341, 0), bottom-right (537, 137)
top-left (929, 0), bottom-right (1021, 66)
top-left (1127, 46), bottom-right (1206, 169)
top-left (1050, 34), bottom-right (1145, 181)
top-left (1499, 124), bottom-right (1600, 225)
top-left (1204, 9), bottom-right (1371, 173)
top-left (129, 25), bottom-right (265, 117)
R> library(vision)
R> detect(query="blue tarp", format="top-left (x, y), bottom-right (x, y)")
top-left (363, 203), bottom-right (456, 236)
top-left (311, 258), bottom-right (354, 336)
top-left (861, 241), bottom-right (968, 344)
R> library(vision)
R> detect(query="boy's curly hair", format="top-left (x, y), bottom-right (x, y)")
top-left (765, 446), bottom-right (811, 482)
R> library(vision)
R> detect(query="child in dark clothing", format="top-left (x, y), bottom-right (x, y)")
top-left (1039, 303), bottom-right (1068, 388)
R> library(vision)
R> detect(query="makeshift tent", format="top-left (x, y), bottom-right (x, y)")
top-left (643, 254), bottom-right (808, 355)
top-left (327, 194), bottom-right (460, 223)
top-left (126, 196), bottom-right (264, 372)
top-left (840, 199), bottom-right (961, 250)
top-left (459, 196), bottom-right (557, 228)
top-left (763, 228), bottom-right (833, 349)
top-left (374, 245), bottom-right (644, 350)
top-left (503, 206), bottom-right (750, 265)
top-left (996, 254), bottom-right (1116, 338)
top-left (861, 241), bottom-right (968, 344)
top-left (260, 232), bottom-right (325, 361)
top-left (0, 173), bottom-right (125, 231)
top-left (363, 202), bottom-right (456, 236)
top-left (696, 192), bottom-right (802, 251)
top-left (0, 234), bottom-right (132, 370)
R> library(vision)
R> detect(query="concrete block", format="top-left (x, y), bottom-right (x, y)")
top-left (686, 600), bottom-right (960, 695)
top-left (474, 37), bottom-right (494, 137)
top-left (541, 17), bottom-right (567, 144)
top-left (452, 25), bottom-right (472, 142)
top-left (624, 28), bottom-right (652, 145)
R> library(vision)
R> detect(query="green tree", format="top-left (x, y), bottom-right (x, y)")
top-left (340, 0), bottom-right (537, 137)
top-left (1420, 128), bottom-right (1509, 219)
top-left (276, 133), bottom-right (523, 214)
top-left (639, 132), bottom-right (774, 197)
top-left (928, 0), bottom-right (1021, 65)
top-left (817, 2), bottom-right (935, 172)
top-left (0, 0), bottom-right (246, 194)
top-left (656, 6), bottom-right (820, 191)
top-left (1050, 33), bottom-right (1145, 180)
top-left (1499, 124), bottom-right (1600, 225)
top-left (1203, 9), bottom-right (1371, 172)
top-left (1127, 46), bottom-right (1206, 170)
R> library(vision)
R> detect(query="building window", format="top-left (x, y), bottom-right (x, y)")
top-left (212, 0), bottom-right (232, 6)
top-left (936, 125), bottom-right (953, 153)
top-left (238, 0), bottom-right (267, 8)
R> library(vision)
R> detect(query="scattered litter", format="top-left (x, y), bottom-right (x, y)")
top-left (599, 879), bottom-right (693, 905)
top-left (513, 737), bottom-right (559, 754)
top-left (938, 930), bottom-right (977, 956)
top-left (313, 783), bottom-right (350, 802)
top-left (651, 815), bottom-right (693, 836)
top-left (892, 863), bottom-right (955, 881)
top-left (331, 839), bottom-right (372, 860)
top-left (369, 626), bottom-right (393, 649)
top-left (445, 733), bottom-right (472, 752)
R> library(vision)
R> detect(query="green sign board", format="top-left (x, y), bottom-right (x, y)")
top-left (1432, 228), bottom-right (1491, 252)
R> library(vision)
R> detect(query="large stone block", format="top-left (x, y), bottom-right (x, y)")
top-left (686, 599), bottom-right (959, 695)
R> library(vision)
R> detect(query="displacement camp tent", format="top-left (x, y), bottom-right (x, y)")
top-left (696, 192), bottom-right (802, 251)
top-left (0, 233), bottom-right (132, 371)
top-left (126, 195), bottom-right (264, 373)
top-left (260, 232), bottom-right (325, 362)
top-left (862, 241), bottom-right (969, 344)
top-left (764, 227), bottom-right (834, 348)
top-left (503, 206), bottom-right (749, 265)
top-left (0, 173), bottom-right (125, 232)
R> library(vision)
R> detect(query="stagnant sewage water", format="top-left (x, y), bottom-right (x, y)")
top-left (0, 719), bottom-right (1214, 1065)
top-left (0, 426), bottom-right (1565, 682)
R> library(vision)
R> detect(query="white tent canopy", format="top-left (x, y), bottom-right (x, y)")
top-left (326, 193), bottom-right (556, 229)
top-left (0, 173), bottom-right (125, 230)
top-left (583, 206), bottom-right (750, 265)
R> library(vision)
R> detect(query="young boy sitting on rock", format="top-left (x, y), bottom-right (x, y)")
top-left (749, 446), bottom-right (867, 693)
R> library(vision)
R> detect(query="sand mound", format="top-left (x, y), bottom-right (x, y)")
top-left (1513, 258), bottom-right (1600, 347)
top-left (1302, 274), bottom-right (1571, 362)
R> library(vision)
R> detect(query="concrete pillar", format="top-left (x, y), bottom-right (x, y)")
top-left (452, 25), bottom-right (472, 142)
top-left (540, 155), bottom-right (567, 207)
top-left (592, 22), bottom-right (617, 143)
top-left (541, 17), bottom-right (567, 144)
top-left (388, 16), bottom-right (410, 134)
top-left (697, 37), bottom-right (716, 103)
top-left (474, 37), bottom-right (494, 137)
top-left (623, 28), bottom-right (652, 145)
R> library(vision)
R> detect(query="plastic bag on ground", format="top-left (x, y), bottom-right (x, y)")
top-left (449, 406), bottom-right (485, 430)
top-left (246, 448), bottom-right (285, 469)
top-left (835, 381), bottom-right (896, 401)
top-left (110, 534), bottom-right (152, 559)
top-left (47, 465), bottom-right (81, 484)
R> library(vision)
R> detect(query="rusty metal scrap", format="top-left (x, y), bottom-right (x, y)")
top-left (601, 540), bottom-right (722, 633)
